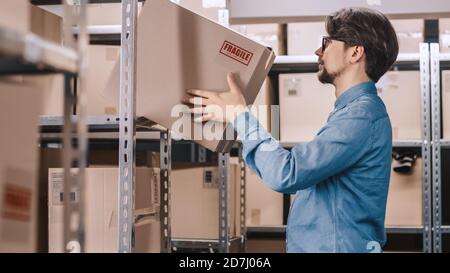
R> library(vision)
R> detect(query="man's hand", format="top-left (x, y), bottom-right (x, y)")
top-left (182, 72), bottom-right (248, 123)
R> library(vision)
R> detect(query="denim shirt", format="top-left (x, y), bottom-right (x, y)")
top-left (233, 81), bottom-right (392, 253)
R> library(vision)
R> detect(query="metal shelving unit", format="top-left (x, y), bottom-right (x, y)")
top-left (30, 1), bottom-right (449, 253)
top-left (0, 28), bottom-right (78, 74)
top-left (35, 0), bottom-right (245, 253)
top-left (1, 1), bottom-right (88, 253)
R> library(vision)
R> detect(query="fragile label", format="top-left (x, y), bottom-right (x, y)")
top-left (220, 41), bottom-right (253, 66)
top-left (2, 183), bottom-right (32, 222)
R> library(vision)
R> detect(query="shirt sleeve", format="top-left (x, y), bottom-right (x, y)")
top-left (233, 109), bottom-right (372, 193)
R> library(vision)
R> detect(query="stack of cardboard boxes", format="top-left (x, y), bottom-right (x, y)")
top-left (0, 81), bottom-right (43, 252)
top-left (245, 167), bottom-right (284, 227)
top-left (48, 167), bottom-right (161, 252)
top-left (0, 1), bottom-right (51, 253)
top-left (170, 163), bottom-right (242, 240)
top-left (287, 19), bottom-right (424, 56)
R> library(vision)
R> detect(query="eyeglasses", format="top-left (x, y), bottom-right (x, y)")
top-left (321, 36), bottom-right (359, 52)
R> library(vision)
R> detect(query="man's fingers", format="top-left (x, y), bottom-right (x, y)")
top-left (193, 113), bottom-right (213, 123)
top-left (183, 97), bottom-right (212, 106)
top-left (187, 89), bottom-right (214, 98)
top-left (184, 107), bottom-right (205, 114)
top-left (227, 72), bottom-right (240, 93)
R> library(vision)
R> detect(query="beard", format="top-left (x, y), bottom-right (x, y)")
top-left (317, 64), bottom-right (343, 84)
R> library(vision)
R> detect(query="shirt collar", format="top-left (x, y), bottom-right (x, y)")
top-left (334, 81), bottom-right (377, 111)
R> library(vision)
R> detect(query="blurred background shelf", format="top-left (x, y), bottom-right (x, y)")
top-left (0, 26), bottom-right (78, 75)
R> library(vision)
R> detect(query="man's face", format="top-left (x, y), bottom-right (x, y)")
top-left (315, 38), bottom-right (349, 84)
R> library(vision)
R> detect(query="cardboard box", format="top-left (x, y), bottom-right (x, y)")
top-left (439, 18), bottom-right (450, 54)
top-left (0, 81), bottom-right (43, 252)
top-left (170, 164), bottom-right (241, 239)
top-left (178, 0), bottom-right (221, 23)
top-left (231, 24), bottom-right (280, 55)
top-left (30, 5), bottom-right (62, 44)
top-left (376, 71), bottom-right (422, 140)
top-left (23, 6), bottom-right (64, 117)
top-left (245, 167), bottom-right (283, 226)
top-left (25, 45), bottom-right (119, 116)
top-left (391, 19), bottom-right (423, 54)
top-left (279, 73), bottom-right (335, 142)
top-left (25, 7), bottom-right (119, 116)
top-left (443, 70), bottom-right (450, 139)
top-left (287, 22), bottom-right (327, 56)
top-left (0, 0), bottom-right (30, 34)
top-left (288, 19), bottom-right (423, 55)
top-left (103, 0), bottom-right (275, 152)
top-left (85, 45), bottom-right (120, 115)
top-left (48, 167), bottom-right (160, 253)
top-left (280, 71), bottom-right (422, 142)
top-left (385, 158), bottom-right (422, 226)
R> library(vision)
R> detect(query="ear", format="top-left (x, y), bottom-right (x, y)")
top-left (349, 45), bottom-right (365, 63)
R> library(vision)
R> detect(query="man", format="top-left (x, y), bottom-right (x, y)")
top-left (184, 7), bottom-right (399, 252)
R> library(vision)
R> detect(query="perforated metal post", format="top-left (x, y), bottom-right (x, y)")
top-left (420, 43), bottom-right (432, 253)
top-left (238, 145), bottom-right (247, 253)
top-left (218, 153), bottom-right (230, 253)
top-left (160, 131), bottom-right (172, 253)
top-left (198, 146), bottom-right (207, 163)
top-left (62, 0), bottom-right (87, 253)
top-left (430, 43), bottom-right (442, 253)
top-left (117, 0), bottom-right (138, 253)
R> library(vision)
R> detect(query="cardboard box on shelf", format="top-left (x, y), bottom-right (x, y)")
top-left (0, 0), bottom-right (30, 34)
top-left (385, 158), bottom-right (422, 226)
top-left (279, 71), bottom-right (421, 142)
top-left (25, 45), bottom-right (119, 116)
top-left (287, 22), bottom-right (327, 56)
top-left (22, 5), bottom-right (65, 117)
top-left (390, 19), bottom-right (423, 54)
top-left (30, 5), bottom-right (62, 44)
top-left (442, 70), bottom-right (450, 139)
top-left (439, 18), bottom-right (450, 54)
top-left (170, 163), bottom-right (241, 240)
top-left (279, 73), bottom-right (335, 142)
top-left (85, 45), bottom-right (120, 115)
top-left (376, 70), bottom-right (422, 140)
top-left (245, 167), bottom-right (283, 226)
top-left (0, 81), bottom-right (43, 252)
top-left (48, 167), bottom-right (160, 253)
top-left (103, 0), bottom-right (275, 152)
top-left (178, 0), bottom-right (221, 23)
top-left (231, 24), bottom-right (280, 55)
top-left (287, 19), bottom-right (423, 55)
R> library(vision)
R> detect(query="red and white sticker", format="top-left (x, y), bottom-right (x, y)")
top-left (2, 183), bottom-right (32, 222)
top-left (220, 40), bottom-right (253, 66)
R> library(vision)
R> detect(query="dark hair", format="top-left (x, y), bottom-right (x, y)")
top-left (325, 7), bottom-right (399, 82)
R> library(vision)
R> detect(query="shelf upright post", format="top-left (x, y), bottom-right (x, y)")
top-left (420, 43), bottom-right (433, 253)
top-left (61, 0), bottom-right (88, 253)
top-left (238, 145), bottom-right (247, 253)
top-left (117, 0), bottom-right (138, 253)
top-left (430, 43), bottom-right (442, 253)
top-left (160, 131), bottom-right (172, 253)
top-left (218, 152), bottom-right (230, 253)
